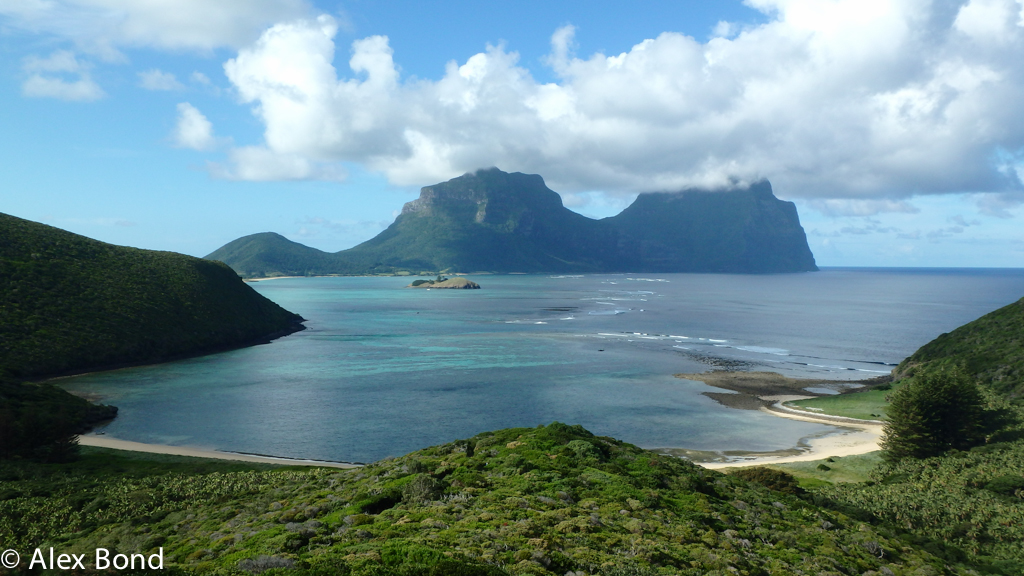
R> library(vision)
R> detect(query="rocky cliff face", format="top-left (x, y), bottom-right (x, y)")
top-left (208, 168), bottom-right (818, 275)
top-left (608, 181), bottom-right (818, 273)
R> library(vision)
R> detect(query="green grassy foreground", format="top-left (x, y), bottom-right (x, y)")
top-left (0, 423), bottom-right (976, 576)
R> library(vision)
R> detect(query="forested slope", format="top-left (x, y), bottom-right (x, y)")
top-left (0, 212), bottom-right (305, 379)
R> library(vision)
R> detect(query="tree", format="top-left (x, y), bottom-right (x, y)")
top-left (880, 369), bottom-right (987, 461)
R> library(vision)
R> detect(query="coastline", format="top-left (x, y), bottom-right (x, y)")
top-left (675, 371), bottom-right (887, 469)
top-left (43, 319), bottom-right (306, 386)
top-left (72, 369), bottom-right (886, 473)
top-left (697, 403), bottom-right (883, 469)
top-left (77, 434), bottom-right (361, 469)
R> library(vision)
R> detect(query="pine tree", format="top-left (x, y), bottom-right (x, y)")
top-left (880, 369), bottom-right (987, 461)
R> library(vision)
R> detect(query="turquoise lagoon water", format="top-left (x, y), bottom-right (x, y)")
top-left (60, 268), bottom-right (1024, 463)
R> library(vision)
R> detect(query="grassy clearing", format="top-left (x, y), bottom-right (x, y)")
top-left (786, 382), bottom-right (902, 421)
top-left (761, 452), bottom-right (885, 488)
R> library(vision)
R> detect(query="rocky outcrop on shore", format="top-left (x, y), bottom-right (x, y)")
top-left (408, 278), bottom-right (480, 289)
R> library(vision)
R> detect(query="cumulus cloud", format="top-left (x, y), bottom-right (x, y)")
top-left (172, 102), bottom-right (216, 150)
top-left (213, 1), bottom-right (1024, 200)
top-left (138, 69), bottom-right (183, 90)
top-left (0, 0), bottom-right (311, 57)
top-left (210, 146), bottom-right (347, 181)
top-left (21, 50), bottom-right (104, 101)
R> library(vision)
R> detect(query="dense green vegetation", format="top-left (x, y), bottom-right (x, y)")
top-left (206, 168), bottom-right (818, 277)
top-left (818, 439), bottom-right (1024, 575)
top-left (1, 423), bottom-right (979, 575)
top-left (880, 370), bottom-right (995, 461)
top-left (0, 378), bottom-right (116, 461)
top-left (894, 295), bottom-right (1024, 398)
top-left (744, 395), bottom-right (1024, 573)
top-left (748, 294), bottom-right (1024, 575)
top-left (0, 212), bottom-right (304, 380)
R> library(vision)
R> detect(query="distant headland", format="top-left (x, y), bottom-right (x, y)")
top-left (0, 212), bottom-right (305, 381)
top-left (205, 168), bottom-right (818, 277)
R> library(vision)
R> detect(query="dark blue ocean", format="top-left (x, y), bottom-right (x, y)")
top-left (59, 268), bottom-right (1024, 463)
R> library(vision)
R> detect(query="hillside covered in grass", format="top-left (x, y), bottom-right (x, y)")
top-left (0, 423), bottom-right (981, 575)
top-left (0, 212), bottom-right (305, 380)
top-left (893, 295), bottom-right (1024, 398)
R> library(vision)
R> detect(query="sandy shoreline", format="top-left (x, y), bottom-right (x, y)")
top-left (78, 405), bottom-right (881, 473)
top-left (674, 371), bottom-right (887, 469)
top-left (78, 435), bottom-right (361, 469)
top-left (699, 402), bottom-right (883, 469)
top-left (74, 370), bottom-right (885, 472)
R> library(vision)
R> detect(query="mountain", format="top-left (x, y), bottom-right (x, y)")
top-left (206, 168), bottom-right (818, 276)
top-left (893, 295), bottom-right (1024, 398)
top-left (609, 181), bottom-right (818, 273)
top-left (205, 231), bottom-right (358, 279)
top-left (0, 212), bottom-right (305, 380)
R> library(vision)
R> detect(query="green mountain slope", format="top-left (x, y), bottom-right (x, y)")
top-left (893, 296), bottom-right (1024, 398)
top-left (204, 232), bottom-right (358, 279)
top-left (0, 212), bottom-right (305, 380)
top-left (0, 423), bottom-right (973, 575)
top-left (342, 169), bottom-right (620, 273)
top-left (206, 168), bottom-right (818, 277)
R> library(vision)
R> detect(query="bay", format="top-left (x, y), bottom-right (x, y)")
top-left (60, 268), bottom-right (1024, 463)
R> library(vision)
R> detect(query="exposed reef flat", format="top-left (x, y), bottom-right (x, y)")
top-left (676, 370), bottom-right (891, 410)
top-left (672, 371), bottom-right (890, 467)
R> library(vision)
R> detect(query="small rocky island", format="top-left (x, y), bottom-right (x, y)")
top-left (408, 276), bottom-right (480, 289)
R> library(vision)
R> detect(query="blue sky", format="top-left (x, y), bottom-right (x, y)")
top-left (2, 0), bottom-right (1023, 267)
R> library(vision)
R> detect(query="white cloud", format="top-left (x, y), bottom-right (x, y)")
top-left (21, 50), bottom-right (104, 101)
top-left (806, 199), bottom-right (920, 217)
top-left (211, 146), bottom-right (347, 181)
top-left (0, 0), bottom-right (312, 57)
top-left (138, 68), bottom-right (183, 91)
top-left (211, 3), bottom-right (1024, 200)
top-left (191, 71), bottom-right (211, 85)
top-left (712, 21), bottom-right (737, 38)
top-left (954, 0), bottom-right (1021, 44)
top-left (172, 102), bottom-right (216, 150)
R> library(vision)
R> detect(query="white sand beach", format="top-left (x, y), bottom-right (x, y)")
top-left (78, 434), bottom-right (361, 469)
top-left (700, 399), bottom-right (884, 469)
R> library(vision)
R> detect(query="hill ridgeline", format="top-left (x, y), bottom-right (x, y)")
top-left (206, 168), bottom-right (818, 277)
top-left (0, 212), bottom-right (305, 380)
top-left (893, 295), bottom-right (1024, 398)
